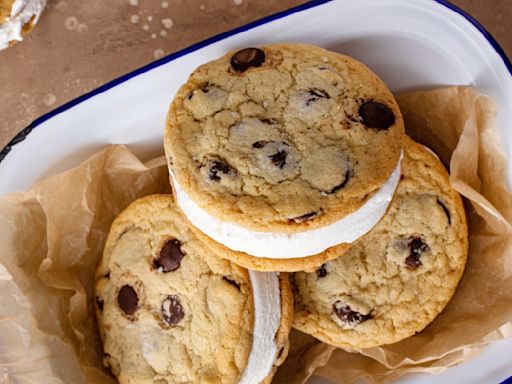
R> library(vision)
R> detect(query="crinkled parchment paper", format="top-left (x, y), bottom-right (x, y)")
top-left (0, 87), bottom-right (510, 383)
top-left (0, 147), bottom-right (170, 383)
top-left (274, 87), bottom-right (512, 384)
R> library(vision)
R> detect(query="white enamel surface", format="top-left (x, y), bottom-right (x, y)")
top-left (239, 271), bottom-right (280, 384)
top-left (170, 156), bottom-right (401, 258)
top-left (0, 0), bottom-right (511, 382)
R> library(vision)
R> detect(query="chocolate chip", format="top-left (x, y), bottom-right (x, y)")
top-left (437, 198), bottom-right (451, 225)
top-left (359, 101), bottom-right (395, 130)
top-left (209, 160), bottom-right (234, 182)
top-left (161, 295), bottom-right (184, 326)
top-left (269, 150), bottom-right (287, 169)
top-left (252, 140), bottom-right (268, 149)
top-left (333, 301), bottom-right (372, 326)
top-left (223, 276), bottom-right (241, 290)
top-left (231, 48), bottom-right (265, 72)
top-left (252, 141), bottom-right (299, 182)
top-left (261, 118), bottom-right (278, 124)
top-left (96, 296), bottom-right (104, 311)
top-left (153, 239), bottom-right (185, 272)
top-left (329, 169), bottom-right (352, 194)
top-left (305, 89), bottom-right (330, 106)
top-left (405, 255), bottom-right (422, 269)
top-left (288, 211), bottom-right (321, 224)
top-left (405, 236), bottom-right (429, 270)
top-left (316, 264), bottom-right (328, 278)
top-left (105, 272), bottom-right (110, 279)
top-left (118, 285), bottom-right (138, 316)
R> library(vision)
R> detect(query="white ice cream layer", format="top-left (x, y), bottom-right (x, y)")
top-left (0, 0), bottom-right (46, 50)
top-left (138, 271), bottom-right (280, 383)
top-left (239, 271), bottom-right (280, 384)
top-left (171, 152), bottom-right (402, 258)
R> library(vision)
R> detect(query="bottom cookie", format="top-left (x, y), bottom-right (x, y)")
top-left (291, 137), bottom-right (468, 349)
top-left (95, 195), bottom-right (293, 383)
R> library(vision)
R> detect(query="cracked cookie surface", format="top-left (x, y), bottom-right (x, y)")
top-left (291, 137), bottom-right (468, 349)
top-left (95, 195), bottom-right (291, 384)
top-left (165, 44), bottom-right (404, 232)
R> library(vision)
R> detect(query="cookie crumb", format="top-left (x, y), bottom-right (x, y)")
top-left (54, 1), bottom-right (67, 10)
top-left (43, 93), bottom-right (57, 106)
top-left (77, 23), bottom-right (88, 33)
top-left (64, 16), bottom-right (78, 31)
top-left (162, 18), bottom-right (173, 29)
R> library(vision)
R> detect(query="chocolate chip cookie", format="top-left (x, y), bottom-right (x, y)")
top-left (164, 43), bottom-right (404, 234)
top-left (292, 137), bottom-right (468, 349)
top-left (95, 195), bottom-right (293, 383)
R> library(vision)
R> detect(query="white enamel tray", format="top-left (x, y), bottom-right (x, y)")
top-left (1, 1), bottom-right (511, 383)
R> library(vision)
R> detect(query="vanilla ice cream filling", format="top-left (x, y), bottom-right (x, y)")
top-left (171, 152), bottom-right (402, 258)
top-left (0, 0), bottom-right (46, 50)
top-left (139, 270), bottom-right (281, 383)
top-left (239, 271), bottom-right (280, 384)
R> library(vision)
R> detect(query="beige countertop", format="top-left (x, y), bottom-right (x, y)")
top-left (0, 0), bottom-right (510, 150)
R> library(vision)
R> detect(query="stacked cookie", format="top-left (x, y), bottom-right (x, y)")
top-left (95, 44), bottom-right (468, 383)
top-left (164, 44), bottom-right (404, 271)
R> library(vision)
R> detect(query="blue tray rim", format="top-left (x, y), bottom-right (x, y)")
top-left (1, 0), bottom-right (511, 164)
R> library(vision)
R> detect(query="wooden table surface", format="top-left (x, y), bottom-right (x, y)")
top-left (0, 0), bottom-right (510, 149)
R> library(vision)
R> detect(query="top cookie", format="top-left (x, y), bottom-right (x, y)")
top-left (165, 43), bottom-right (404, 232)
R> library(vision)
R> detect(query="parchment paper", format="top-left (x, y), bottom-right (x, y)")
top-left (0, 86), bottom-right (511, 383)
top-left (0, 147), bottom-right (170, 383)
